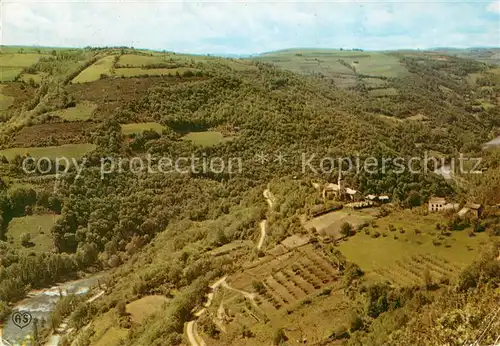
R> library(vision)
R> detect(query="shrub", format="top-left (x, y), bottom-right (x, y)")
top-left (273, 328), bottom-right (288, 345)
top-left (340, 222), bottom-right (354, 237)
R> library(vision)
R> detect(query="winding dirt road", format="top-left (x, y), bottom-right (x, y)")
top-left (257, 188), bottom-right (275, 250)
top-left (186, 188), bottom-right (275, 346)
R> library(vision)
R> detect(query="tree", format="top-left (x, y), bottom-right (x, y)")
top-left (21, 233), bottom-right (31, 247)
top-left (340, 222), bottom-right (353, 237)
top-left (273, 328), bottom-right (287, 345)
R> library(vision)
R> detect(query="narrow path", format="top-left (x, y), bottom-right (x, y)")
top-left (257, 188), bottom-right (275, 250)
top-left (257, 220), bottom-right (267, 250)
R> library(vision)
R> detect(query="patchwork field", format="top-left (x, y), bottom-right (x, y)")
top-left (0, 143), bottom-right (96, 160)
top-left (121, 122), bottom-right (165, 135)
top-left (51, 102), bottom-right (97, 121)
top-left (230, 243), bottom-right (339, 312)
top-left (72, 55), bottom-right (114, 83)
top-left (0, 53), bottom-right (43, 82)
top-left (6, 214), bottom-right (58, 253)
top-left (202, 241), bottom-right (350, 345)
top-left (181, 131), bottom-right (233, 147)
top-left (117, 54), bottom-right (167, 67)
top-left (254, 49), bottom-right (410, 78)
top-left (338, 208), bottom-right (492, 286)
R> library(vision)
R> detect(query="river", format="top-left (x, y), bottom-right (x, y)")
top-left (2, 273), bottom-right (106, 344)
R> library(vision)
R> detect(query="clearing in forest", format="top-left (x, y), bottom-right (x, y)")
top-left (51, 102), bottom-right (98, 121)
top-left (0, 143), bottom-right (96, 160)
top-left (126, 295), bottom-right (169, 324)
top-left (7, 214), bottom-right (58, 253)
top-left (181, 131), bottom-right (234, 147)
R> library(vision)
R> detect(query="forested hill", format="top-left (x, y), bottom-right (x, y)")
top-left (0, 46), bottom-right (499, 345)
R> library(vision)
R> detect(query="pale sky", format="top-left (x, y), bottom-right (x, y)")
top-left (1, 0), bottom-right (499, 54)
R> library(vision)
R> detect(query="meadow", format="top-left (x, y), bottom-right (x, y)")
top-left (0, 143), bottom-right (96, 160)
top-left (51, 101), bottom-right (97, 121)
top-left (72, 55), bottom-right (114, 83)
top-left (121, 122), bottom-right (165, 135)
top-left (338, 208), bottom-right (492, 286)
top-left (181, 131), bottom-right (233, 147)
top-left (0, 53), bottom-right (43, 82)
top-left (7, 214), bottom-right (59, 253)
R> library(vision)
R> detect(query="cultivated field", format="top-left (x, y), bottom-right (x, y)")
top-left (0, 143), bottom-right (96, 160)
top-left (230, 243), bottom-right (339, 312)
top-left (181, 131), bottom-right (233, 147)
top-left (117, 54), bottom-right (167, 67)
top-left (303, 209), bottom-right (374, 239)
top-left (51, 102), bottom-right (97, 121)
top-left (72, 56), bottom-right (114, 83)
top-left (7, 214), bottom-right (58, 253)
top-left (121, 122), bottom-right (165, 135)
top-left (338, 208), bottom-right (492, 286)
top-left (254, 49), bottom-right (409, 78)
top-left (0, 53), bottom-right (43, 82)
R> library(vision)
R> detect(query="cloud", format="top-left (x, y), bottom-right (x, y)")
top-left (486, 1), bottom-right (500, 14)
top-left (2, 0), bottom-right (499, 54)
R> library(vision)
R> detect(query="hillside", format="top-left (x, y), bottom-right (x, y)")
top-left (0, 46), bottom-right (499, 345)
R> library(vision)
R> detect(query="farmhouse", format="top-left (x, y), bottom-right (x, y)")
top-left (428, 197), bottom-right (458, 212)
top-left (458, 203), bottom-right (484, 219)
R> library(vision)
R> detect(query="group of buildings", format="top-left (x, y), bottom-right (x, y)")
top-left (428, 197), bottom-right (483, 218)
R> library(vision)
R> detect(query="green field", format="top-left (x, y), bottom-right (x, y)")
top-left (121, 122), bottom-right (164, 135)
top-left (115, 67), bottom-right (198, 77)
top-left (0, 143), bottom-right (96, 160)
top-left (0, 67), bottom-right (23, 82)
top-left (0, 85), bottom-right (15, 110)
top-left (72, 56), bottom-right (114, 83)
top-left (51, 101), bottom-right (97, 121)
top-left (0, 53), bottom-right (43, 82)
top-left (7, 214), bottom-right (59, 253)
top-left (338, 209), bottom-right (491, 286)
top-left (117, 54), bottom-right (166, 67)
top-left (253, 49), bottom-right (409, 78)
top-left (181, 131), bottom-right (233, 147)
top-left (0, 53), bottom-right (42, 67)
top-left (126, 296), bottom-right (168, 324)
top-left (19, 73), bottom-right (44, 85)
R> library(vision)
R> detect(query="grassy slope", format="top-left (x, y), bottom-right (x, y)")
top-left (7, 214), bottom-right (58, 253)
